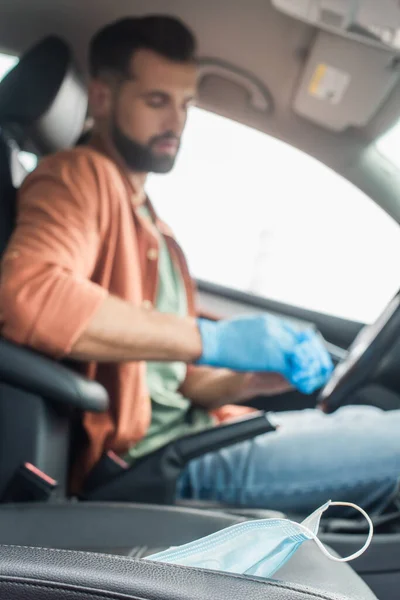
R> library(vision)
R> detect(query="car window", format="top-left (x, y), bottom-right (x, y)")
top-left (0, 52), bottom-right (38, 172)
top-left (377, 118), bottom-right (400, 170)
top-left (147, 108), bottom-right (400, 325)
top-left (0, 52), bottom-right (18, 80)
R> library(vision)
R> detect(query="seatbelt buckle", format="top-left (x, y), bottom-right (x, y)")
top-left (1, 463), bottom-right (57, 502)
top-left (81, 451), bottom-right (129, 495)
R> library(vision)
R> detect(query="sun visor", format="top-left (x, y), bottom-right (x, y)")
top-left (197, 59), bottom-right (273, 128)
top-left (292, 31), bottom-right (400, 131)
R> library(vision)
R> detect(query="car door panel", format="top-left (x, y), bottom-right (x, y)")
top-left (197, 280), bottom-right (362, 351)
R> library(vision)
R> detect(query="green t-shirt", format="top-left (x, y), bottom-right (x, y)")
top-left (123, 205), bottom-right (213, 463)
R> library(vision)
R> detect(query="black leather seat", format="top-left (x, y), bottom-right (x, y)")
top-left (0, 34), bottom-right (383, 600)
top-left (0, 543), bottom-right (378, 600)
top-left (0, 36), bottom-right (110, 501)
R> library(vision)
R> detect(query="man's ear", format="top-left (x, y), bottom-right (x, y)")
top-left (88, 79), bottom-right (113, 119)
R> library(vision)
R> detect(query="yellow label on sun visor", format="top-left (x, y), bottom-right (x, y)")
top-left (308, 63), bottom-right (351, 105)
top-left (309, 64), bottom-right (327, 96)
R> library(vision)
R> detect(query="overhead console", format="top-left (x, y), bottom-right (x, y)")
top-left (272, 0), bottom-right (400, 131)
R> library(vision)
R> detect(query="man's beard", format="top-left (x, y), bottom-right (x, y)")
top-left (111, 118), bottom-right (179, 174)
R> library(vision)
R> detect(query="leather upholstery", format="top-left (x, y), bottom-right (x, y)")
top-left (0, 36), bottom-right (87, 154)
top-left (0, 338), bottom-right (108, 412)
top-left (0, 544), bottom-right (377, 600)
top-left (0, 36), bottom-right (107, 416)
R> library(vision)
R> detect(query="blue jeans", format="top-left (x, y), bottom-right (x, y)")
top-left (177, 406), bottom-right (400, 516)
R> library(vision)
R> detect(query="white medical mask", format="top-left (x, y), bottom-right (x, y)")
top-left (148, 501), bottom-right (373, 578)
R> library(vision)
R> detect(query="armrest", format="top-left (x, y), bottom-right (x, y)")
top-left (0, 337), bottom-right (108, 413)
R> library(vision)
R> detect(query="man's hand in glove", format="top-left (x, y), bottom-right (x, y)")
top-left (196, 314), bottom-right (333, 395)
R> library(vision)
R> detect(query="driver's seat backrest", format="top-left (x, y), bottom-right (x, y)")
top-left (0, 35), bottom-right (88, 260)
top-left (0, 36), bottom-right (88, 499)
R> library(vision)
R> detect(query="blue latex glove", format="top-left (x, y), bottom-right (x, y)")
top-left (288, 330), bottom-right (334, 394)
top-left (196, 315), bottom-right (333, 394)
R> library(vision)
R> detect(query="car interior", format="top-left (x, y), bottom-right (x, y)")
top-left (0, 1), bottom-right (400, 600)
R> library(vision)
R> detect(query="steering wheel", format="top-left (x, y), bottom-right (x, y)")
top-left (318, 291), bottom-right (400, 414)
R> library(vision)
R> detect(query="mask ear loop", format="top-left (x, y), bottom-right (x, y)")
top-left (294, 501), bottom-right (373, 563)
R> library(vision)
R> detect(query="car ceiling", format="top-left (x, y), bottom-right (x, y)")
top-left (2, 0), bottom-right (400, 222)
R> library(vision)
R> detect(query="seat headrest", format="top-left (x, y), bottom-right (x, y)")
top-left (0, 36), bottom-right (87, 155)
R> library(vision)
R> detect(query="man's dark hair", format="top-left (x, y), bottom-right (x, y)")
top-left (89, 15), bottom-right (197, 78)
